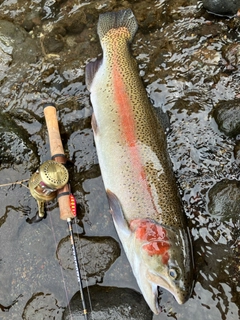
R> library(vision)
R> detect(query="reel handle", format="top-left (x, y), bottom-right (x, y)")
top-left (44, 103), bottom-right (75, 220)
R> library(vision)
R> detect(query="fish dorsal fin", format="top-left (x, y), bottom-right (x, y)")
top-left (85, 58), bottom-right (102, 91)
top-left (106, 189), bottom-right (131, 237)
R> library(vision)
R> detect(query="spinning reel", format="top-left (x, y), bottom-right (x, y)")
top-left (29, 160), bottom-right (69, 218)
top-left (28, 103), bottom-right (75, 222)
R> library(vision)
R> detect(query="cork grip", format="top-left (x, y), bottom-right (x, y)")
top-left (44, 103), bottom-right (75, 220)
top-left (44, 105), bottom-right (64, 157)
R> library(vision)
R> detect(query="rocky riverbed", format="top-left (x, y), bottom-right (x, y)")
top-left (0, 1), bottom-right (239, 319)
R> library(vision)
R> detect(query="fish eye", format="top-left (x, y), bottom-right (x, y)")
top-left (169, 267), bottom-right (179, 280)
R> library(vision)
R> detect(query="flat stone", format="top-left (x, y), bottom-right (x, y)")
top-left (22, 292), bottom-right (64, 320)
top-left (56, 236), bottom-right (120, 280)
top-left (62, 285), bottom-right (152, 320)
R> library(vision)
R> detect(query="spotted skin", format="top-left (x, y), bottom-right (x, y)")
top-left (86, 9), bottom-right (194, 314)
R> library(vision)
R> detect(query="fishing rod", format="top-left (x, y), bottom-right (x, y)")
top-left (29, 103), bottom-right (88, 319)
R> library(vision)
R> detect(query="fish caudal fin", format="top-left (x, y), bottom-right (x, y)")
top-left (97, 9), bottom-right (138, 43)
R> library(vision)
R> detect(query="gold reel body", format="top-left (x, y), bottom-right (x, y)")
top-left (29, 160), bottom-right (69, 217)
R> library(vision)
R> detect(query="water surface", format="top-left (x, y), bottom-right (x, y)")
top-left (0, 0), bottom-right (239, 319)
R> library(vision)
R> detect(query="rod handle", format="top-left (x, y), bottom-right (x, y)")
top-left (43, 103), bottom-right (64, 158)
top-left (57, 184), bottom-right (75, 220)
top-left (44, 103), bottom-right (75, 220)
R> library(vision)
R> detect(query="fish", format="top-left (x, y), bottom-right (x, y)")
top-left (85, 9), bottom-right (194, 314)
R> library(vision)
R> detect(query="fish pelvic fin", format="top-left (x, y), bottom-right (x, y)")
top-left (106, 189), bottom-right (131, 238)
top-left (97, 9), bottom-right (138, 43)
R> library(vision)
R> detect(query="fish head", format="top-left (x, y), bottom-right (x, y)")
top-left (106, 191), bottom-right (193, 314)
top-left (129, 219), bottom-right (194, 314)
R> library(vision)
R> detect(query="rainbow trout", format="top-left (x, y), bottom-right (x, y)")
top-left (86, 9), bottom-right (194, 314)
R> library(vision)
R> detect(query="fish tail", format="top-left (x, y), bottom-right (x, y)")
top-left (97, 9), bottom-right (138, 43)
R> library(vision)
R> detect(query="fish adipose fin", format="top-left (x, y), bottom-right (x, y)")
top-left (97, 9), bottom-right (138, 43)
top-left (106, 189), bottom-right (131, 238)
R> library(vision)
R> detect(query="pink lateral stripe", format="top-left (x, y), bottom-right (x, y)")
top-left (112, 58), bottom-right (147, 183)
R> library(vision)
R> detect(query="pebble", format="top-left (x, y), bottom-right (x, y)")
top-left (202, 0), bottom-right (240, 16)
top-left (208, 179), bottom-right (240, 222)
top-left (212, 99), bottom-right (240, 138)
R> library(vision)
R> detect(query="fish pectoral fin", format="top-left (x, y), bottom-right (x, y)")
top-left (106, 189), bottom-right (131, 237)
top-left (91, 113), bottom-right (98, 135)
top-left (85, 58), bottom-right (102, 91)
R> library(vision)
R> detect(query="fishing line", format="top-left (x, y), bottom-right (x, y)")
top-left (0, 179), bottom-right (29, 188)
top-left (48, 208), bottom-right (74, 319)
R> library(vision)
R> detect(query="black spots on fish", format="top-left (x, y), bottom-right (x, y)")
top-left (97, 11), bottom-right (187, 230)
top-left (102, 28), bottom-right (131, 59)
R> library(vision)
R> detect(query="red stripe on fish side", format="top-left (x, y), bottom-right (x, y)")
top-left (112, 59), bottom-right (147, 182)
top-left (130, 219), bottom-right (170, 264)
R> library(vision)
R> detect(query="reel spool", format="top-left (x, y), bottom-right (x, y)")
top-left (29, 160), bottom-right (69, 217)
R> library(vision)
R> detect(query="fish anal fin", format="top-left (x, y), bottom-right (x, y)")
top-left (85, 58), bottom-right (102, 91)
top-left (106, 189), bottom-right (130, 237)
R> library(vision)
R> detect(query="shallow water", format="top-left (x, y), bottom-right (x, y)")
top-left (0, 0), bottom-right (239, 319)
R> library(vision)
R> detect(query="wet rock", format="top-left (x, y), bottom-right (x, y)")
top-left (56, 236), bottom-right (120, 280)
top-left (193, 47), bottom-right (222, 65)
top-left (202, 0), bottom-right (240, 16)
top-left (41, 26), bottom-right (67, 54)
top-left (65, 18), bottom-right (85, 35)
top-left (42, 32), bottom-right (65, 54)
top-left (22, 292), bottom-right (64, 320)
top-left (62, 286), bottom-right (152, 320)
top-left (222, 43), bottom-right (240, 68)
top-left (212, 100), bottom-right (240, 137)
top-left (0, 110), bottom-right (39, 169)
top-left (0, 42), bottom-right (12, 82)
top-left (208, 179), bottom-right (240, 222)
top-left (0, 20), bottom-right (39, 64)
top-left (68, 129), bottom-right (98, 172)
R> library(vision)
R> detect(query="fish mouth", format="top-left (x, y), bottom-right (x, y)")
top-left (147, 270), bottom-right (187, 306)
top-left (149, 282), bottom-right (161, 314)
